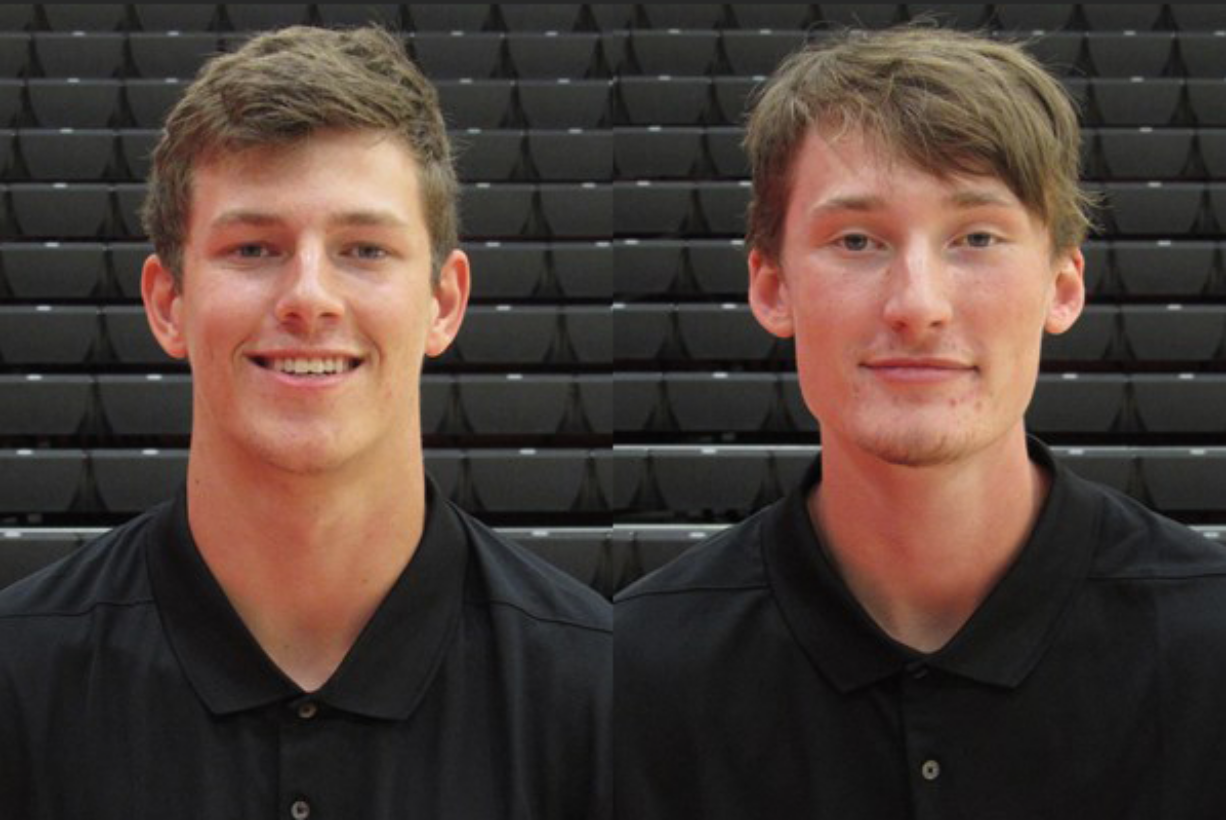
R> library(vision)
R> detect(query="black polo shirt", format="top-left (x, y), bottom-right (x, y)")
top-left (615, 440), bottom-right (1226, 819)
top-left (0, 481), bottom-right (611, 819)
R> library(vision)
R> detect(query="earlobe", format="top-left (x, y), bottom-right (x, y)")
top-left (140, 254), bottom-right (188, 359)
top-left (425, 249), bottom-right (471, 357)
top-left (1044, 247), bottom-right (1086, 335)
top-left (748, 248), bottom-right (796, 339)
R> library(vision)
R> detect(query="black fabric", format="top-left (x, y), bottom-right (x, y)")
top-left (0, 480), bottom-right (611, 819)
top-left (615, 439), bottom-right (1226, 819)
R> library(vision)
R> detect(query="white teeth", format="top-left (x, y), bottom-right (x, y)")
top-left (268, 357), bottom-right (353, 376)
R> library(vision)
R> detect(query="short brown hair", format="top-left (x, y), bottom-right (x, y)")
top-left (142, 25), bottom-right (458, 285)
top-left (745, 26), bottom-right (1094, 260)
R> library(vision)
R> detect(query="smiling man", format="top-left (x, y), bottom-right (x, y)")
top-left (0, 27), bottom-right (610, 818)
top-left (616, 26), bottom-right (1226, 819)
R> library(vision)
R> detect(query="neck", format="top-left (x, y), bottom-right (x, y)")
top-left (185, 433), bottom-right (427, 692)
top-left (810, 427), bottom-right (1049, 654)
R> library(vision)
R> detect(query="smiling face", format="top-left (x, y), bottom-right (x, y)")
top-left (749, 128), bottom-right (1085, 469)
top-left (142, 128), bottom-right (469, 477)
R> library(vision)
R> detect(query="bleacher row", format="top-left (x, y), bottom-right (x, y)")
top-left (2, 5), bottom-right (1225, 599)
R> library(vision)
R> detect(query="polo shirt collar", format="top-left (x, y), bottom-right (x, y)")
top-left (145, 478), bottom-right (468, 720)
top-left (765, 437), bottom-right (1101, 694)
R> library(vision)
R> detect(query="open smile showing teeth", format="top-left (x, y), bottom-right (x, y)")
top-left (254, 356), bottom-right (361, 376)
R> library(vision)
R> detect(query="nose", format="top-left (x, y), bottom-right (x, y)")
top-left (274, 245), bottom-right (345, 335)
top-left (880, 243), bottom-right (953, 337)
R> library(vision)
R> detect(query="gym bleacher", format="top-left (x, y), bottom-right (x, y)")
top-left (1, 5), bottom-right (1224, 599)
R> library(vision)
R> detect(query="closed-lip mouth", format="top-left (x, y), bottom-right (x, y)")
top-left (863, 358), bottom-right (974, 370)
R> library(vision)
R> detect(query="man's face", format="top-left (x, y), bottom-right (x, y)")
top-left (749, 128), bottom-right (1084, 468)
top-left (142, 128), bottom-right (468, 476)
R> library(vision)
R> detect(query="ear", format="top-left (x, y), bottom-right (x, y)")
top-left (425, 249), bottom-right (471, 357)
top-left (140, 254), bottom-right (188, 359)
top-left (748, 248), bottom-right (795, 339)
top-left (1043, 247), bottom-right (1086, 335)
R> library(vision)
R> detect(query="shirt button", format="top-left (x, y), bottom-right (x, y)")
top-left (290, 799), bottom-right (311, 820)
top-left (921, 759), bottom-right (942, 781)
top-left (297, 701), bottom-right (318, 720)
top-left (906, 661), bottom-right (929, 680)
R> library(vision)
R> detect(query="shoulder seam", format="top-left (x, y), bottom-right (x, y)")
top-left (0, 596), bottom-right (156, 622)
top-left (616, 582), bottom-right (769, 603)
top-left (466, 596), bottom-right (612, 636)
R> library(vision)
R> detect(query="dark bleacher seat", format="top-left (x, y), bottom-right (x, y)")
top-left (0, 535), bottom-right (80, 591)
top-left (1080, 4), bottom-right (1165, 31)
top-left (1102, 182), bottom-right (1204, 236)
top-left (652, 448), bottom-right (772, 516)
top-left (423, 449), bottom-right (463, 500)
top-left (1169, 5), bottom-right (1226, 31)
top-left (7, 182), bottom-right (113, 238)
top-left (0, 6), bottom-right (35, 33)
top-left (434, 79), bottom-right (514, 129)
top-left (554, 241), bottom-right (613, 299)
top-left (125, 79), bottom-right (187, 128)
top-left (507, 33), bottom-right (599, 79)
top-left (1091, 78), bottom-right (1181, 127)
top-left (19, 129), bottom-right (116, 181)
top-left (1141, 450), bottom-right (1226, 515)
top-left (1026, 374), bottom-right (1127, 434)
top-left (410, 32), bottom-right (503, 80)
top-left (728, 5), bottom-right (813, 30)
top-left (500, 4), bottom-right (583, 32)
top-left (1041, 306), bottom-right (1118, 363)
top-left (528, 130), bottom-right (611, 181)
top-left (42, 5), bottom-right (127, 32)
top-left (615, 239), bottom-right (684, 298)
top-left (1055, 448), bottom-right (1136, 495)
top-left (591, 5), bottom-right (632, 32)
top-left (519, 79), bottom-right (609, 129)
top-left (510, 530), bottom-right (613, 597)
top-left (108, 241), bottom-right (152, 298)
top-left (222, 5), bottom-right (312, 30)
top-left (91, 448), bottom-right (187, 513)
top-left (1113, 240), bottom-right (1216, 297)
top-left (32, 32), bottom-right (125, 78)
top-left (1134, 375), bottom-right (1226, 435)
top-left (97, 374), bottom-right (191, 437)
top-left (689, 239), bottom-right (747, 297)
top-left (705, 127), bottom-right (749, 178)
top-left (618, 76), bottom-right (709, 126)
top-left (818, 5), bottom-right (901, 28)
top-left (627, 30), bottom-right (719, 77)
top-left (0, 305), bottom-right (97, 365)
top-left (614, 127), bottom-right (702, 179)
top-left (459, 374), bottom-right (571, 435)
top-left (0, 449), bottom-right (86, 514)
top-left (1085, 32), bottom-right (1174, 78)
top-left (453, 305), bottom-right (558, 364)
top-left (460, 183), bottom-right (534, 238)
top-left (467, 448), bottom-right (591, 514)
top-left (995, 5), bottom-right (1075, 31)
top-left (711, 76), bottom-right (761, 125)
top-left (463, 241), bottom-right (547, 300)
top-left (131, 5), bottom-right (219, 31)
top-left (408, 5), bottom-right (491, 32)
top-left (452, 129), bottom-right (522, 182)
top-left (27, 79), bottom-right (122, 128)
top-left (1, 242), bottom-right (107, 298)
top-left (1209, 185), bottom-right (1226, 228)
top-left (119, 129), bottom-right (158, 179)
top-left (639, 5), bottom-right (725, 30)
top-left (0, 33), bottom-right (30, 78)
top-left (695, 181), bottom-right (751, 235)
top-left (578, 375), bottom-right (611, 433)
top-left (1081, 241), bottom-right (1112, 296)
top-left (539, 183), bottom-right (611, 238)
top-left (614, 373), bottom-right (662, 432)
top-left (615, 181), bottom-right (692, 237)
top-left (0, 81), bottom-right (22, 128)
top-left (1096, 128), bottom-right (1194, 180)
top-left (314, 5), bottom-right (402, 28)
top-left (1121, 305), bottom-right (1225, 363)
top-left (101, 306), bottom-right (179, 366)
top-left (113, 183), bottom-right (145, 237)
top-left (676, 303), bottom-right (775, 363)
top-left (128, 33), bottom-right (220, 80)
top-left (904, 4), bottom-right (992, 29)
top-left (419, 374), bottom-right (450, 435)
top-left (665, 372), bottom-right (777, 433)
top-left (721, 30), bottom-right (808, 77)
top-left (0, 375), bottom-right (91, 436)
top-left (1189, 81), bottom-right (1226, 127)
top-left (562, 305), bottom-right (611, 364)
top-left (1201, 131), bottom-right (1226, 177)
top-left (779, 375), bottom-right (820, 432)
top-left (613, 303), bottom-right (674, 362)
top-left (1179, 33), bottom-right (1226, 79)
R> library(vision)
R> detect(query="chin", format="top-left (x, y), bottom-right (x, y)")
top-left (851, 423), bottom-right (980, 469)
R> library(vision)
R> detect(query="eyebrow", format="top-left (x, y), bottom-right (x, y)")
top-left (808, 189), bottom-right (1017, 218)
top-left (209, 209), bottom-right (411, 230)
